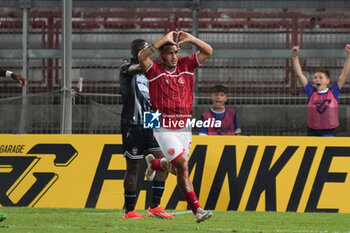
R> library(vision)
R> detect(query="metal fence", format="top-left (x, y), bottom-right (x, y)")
top-left (1, 0), bottom-right (350, 135)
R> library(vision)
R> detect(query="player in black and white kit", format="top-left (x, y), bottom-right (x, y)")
top-left (0, 68), bottom-right (27, 223)
top-left (119, 39), bottom-right (173, 219)
top-left (0, 69), bottom-right (27, 87)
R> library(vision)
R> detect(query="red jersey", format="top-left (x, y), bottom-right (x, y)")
top-left (144, 52), bottom-right (201, 129)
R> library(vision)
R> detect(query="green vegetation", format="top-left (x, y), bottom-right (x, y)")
top-left (0, 207), bottom-right (349, 233)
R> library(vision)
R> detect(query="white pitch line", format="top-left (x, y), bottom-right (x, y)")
top-left (167, 210), bottom-right (192, 215)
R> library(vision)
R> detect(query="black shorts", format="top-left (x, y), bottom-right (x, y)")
top-left (307, 127), bottom-right (336, 137)
top-left (121, 124), bottom-right (160, 159)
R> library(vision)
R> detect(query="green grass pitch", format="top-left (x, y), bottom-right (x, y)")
top-left (0, 207), bottom-right (350, 233)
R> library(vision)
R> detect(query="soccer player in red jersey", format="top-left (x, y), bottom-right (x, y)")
top-left (138, 31), bottom-right (213, 223)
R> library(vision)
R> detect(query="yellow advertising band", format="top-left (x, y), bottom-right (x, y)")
top-left (0, 134), bottom-right (349, 213)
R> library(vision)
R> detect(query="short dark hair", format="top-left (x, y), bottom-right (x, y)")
top-left (211, 85), bottom-right (228, 94)
top-left (159, 42), bottom-right (177, 52)
top-left (131, 39), bottom-right (148, 61)
top-left (315, 68), bottom-right (330, 79)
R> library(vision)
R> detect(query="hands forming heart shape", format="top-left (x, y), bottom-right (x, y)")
top-left (166, 31), bottom-right (192, 47)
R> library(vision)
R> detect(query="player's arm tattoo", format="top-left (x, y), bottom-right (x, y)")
top-left (148, 43), bottom-right (157, 53)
